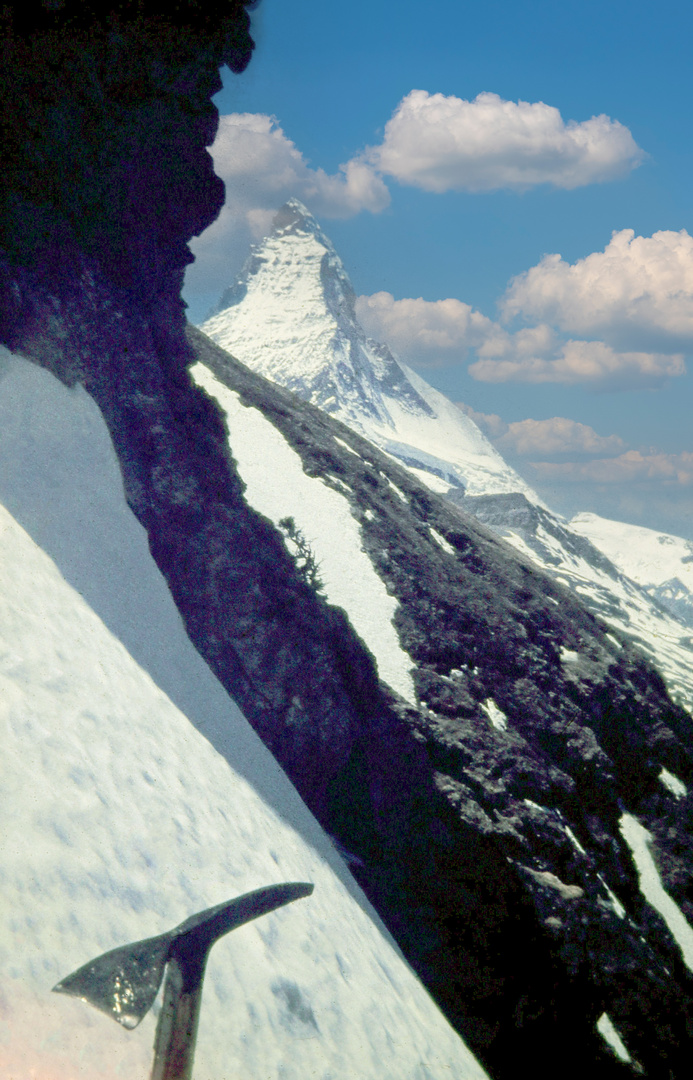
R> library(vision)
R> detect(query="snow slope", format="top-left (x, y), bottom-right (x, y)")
top-left (201, 199), bottom-right (538, 501)
top-left (570, 511), bottom-right (693, 629)
top-left (0, 351), bottom-right (487, 1080)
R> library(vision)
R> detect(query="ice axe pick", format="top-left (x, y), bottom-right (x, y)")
top-left (53, 881), bottom-right (314, 1080)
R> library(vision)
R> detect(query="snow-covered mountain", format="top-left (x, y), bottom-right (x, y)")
top-left (202, 199), bottom-right (538, 501)
top-left (0, 348), bottom-right (488, 1080)
top-left (200, 200), bottom-right (693, 713)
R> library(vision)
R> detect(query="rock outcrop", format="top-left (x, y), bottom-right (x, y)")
top-left (1, 8), bottom-right (693, 1077)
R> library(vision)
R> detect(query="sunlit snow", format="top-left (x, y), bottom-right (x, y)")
top-left (596, 875), bottom-right (626, 919)
top-left (480, 698), bottom-right (508, 731)
top-left (429, 527), bottom-right (456, 555)
top-left (190, 362), bottom-right (417, 704)
top-left (596, 1013), bottom-right (631, 1062)
top-left (0, 501), bottom-right (486, 1080)
top-left (659, 767), bottom-right (687, 798)
top-left (571, 512), bottom-right (693, 597)
top-left (619, 813), bottom-right (693, 972)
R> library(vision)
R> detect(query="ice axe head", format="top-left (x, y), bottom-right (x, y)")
top-left (53, 882), bottom-right (314, 1079)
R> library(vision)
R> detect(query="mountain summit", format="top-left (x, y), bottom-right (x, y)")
top-left (202, 199), bottom-right (536, 499)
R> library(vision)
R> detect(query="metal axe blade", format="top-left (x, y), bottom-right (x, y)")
top-left (53, 881), bottom-right (314, 1078)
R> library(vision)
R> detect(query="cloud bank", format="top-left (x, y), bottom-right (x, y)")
top-left (354, 292), bottom-right (503, 362)
top-left (468, 339), bottom-right (684, 389)
top-left (356, 290), bottom-right (685, 390)
top-left (530, 451), bottom-right (693, 486)
top-left (458, 408), bottom-right (627, 458)
top-left (366, 90), bottom-right (644, 193)
top-left (358, 227), bottom-right (693, 390)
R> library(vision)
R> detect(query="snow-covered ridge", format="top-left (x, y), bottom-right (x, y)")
top-left (0, 353), bottom-right (487, 1080)
top-left (570, 511), bottom-right (693, 629)
top-left (201, 199), bottom-right (538, 502)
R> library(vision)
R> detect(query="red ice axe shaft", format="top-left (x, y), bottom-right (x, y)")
top-left (53, 882), bottom-right (314, 1080)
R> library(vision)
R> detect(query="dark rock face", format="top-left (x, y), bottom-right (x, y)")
top-left (2, 13), bottom-right (693, 1077)
top-left (0, 0), bottom-right (253, 346)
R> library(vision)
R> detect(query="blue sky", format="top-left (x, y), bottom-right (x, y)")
top-left (183, 0), bottom-right (693, 539)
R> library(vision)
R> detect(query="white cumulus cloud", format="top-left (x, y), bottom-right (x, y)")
top-left (354, 291), bottom-right (503, 365)
top-left (366, 90), bottom-right (644, 193)
top-left (457, 407), bottom-right (626, 458)
top-left (504, 229), bottom-right (693, 352)
top-left (210, 113), bottom-right (390, 220)
top-left (468, 339), bottom-right (685, 389)
top-left (500, 417), bottom-right (626, 457)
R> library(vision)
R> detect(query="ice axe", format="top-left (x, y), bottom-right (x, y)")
top-left (53, 881), bottom-right (314, 1080)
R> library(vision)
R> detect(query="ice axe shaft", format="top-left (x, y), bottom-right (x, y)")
top-left (53, 882), bottom-right (314, 1080)
top-left (151, 954), bottom-right (203, 1080)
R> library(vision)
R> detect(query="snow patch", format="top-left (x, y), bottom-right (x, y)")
top-left (597, 875), bottom-right (626, 919)
top-left (659, 767), bottom-right (687, 798)
top-left (429, 528), bottom-right (456, 556)
top-left (386, 477), bottom-right (408, 503)
top-left (333, 435), bottom-right (360, 458)
top-left (398, 465), bottom-right (452, 494)
top-left (190, 363), bottom-right (416, 704)
top-left (560, 647), bottom-right (580, 664)
top-left (481, 699), bottom-right (508, 731)
top-left (619, 813), bottom-right (693, 972)
top-left (563, 825), bottom-right (586, 855)
top-left (597, 1013), bottom-right (631, 1062)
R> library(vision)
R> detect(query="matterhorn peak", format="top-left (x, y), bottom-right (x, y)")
top-left (200, 203), bottom-right (538, 499)
top-left (272, 197), bottom-right (331, 242)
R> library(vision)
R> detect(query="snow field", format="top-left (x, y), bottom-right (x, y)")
top-left (190, 362), bottom-right (417, 705)
top-left (571, 512), bottom-right (693, 593)
top-left (0, 502), bottom-right (487, 1080)
top-left (501, 521), bottom-right (693, 711)
top-left (202, 229), bottom-right (346, 387)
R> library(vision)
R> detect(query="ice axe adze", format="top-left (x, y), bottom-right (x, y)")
top-left (53, 881), bottom-right (314, 1080)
